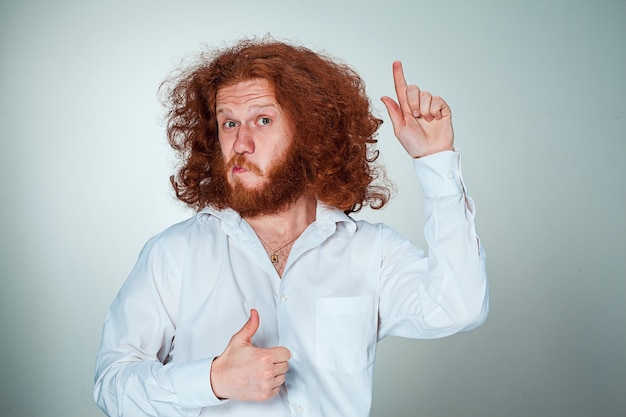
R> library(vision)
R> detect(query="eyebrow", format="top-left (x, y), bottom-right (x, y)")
top-left (216, 102), bottom-right (279, 115)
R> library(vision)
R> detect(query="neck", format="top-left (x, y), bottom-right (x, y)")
top-left (244, 195), bottom-right (317, 241)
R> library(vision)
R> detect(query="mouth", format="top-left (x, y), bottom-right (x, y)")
top-left (228, 156), bottom-right (263, 177)
top-left (231, 165), bottom-right (248, 175)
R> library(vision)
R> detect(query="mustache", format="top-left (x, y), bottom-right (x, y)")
top-left (226, 155), bottom-right (263, 176)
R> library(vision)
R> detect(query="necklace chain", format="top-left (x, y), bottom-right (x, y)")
top-left (258, 231), bottom-right (303, 264)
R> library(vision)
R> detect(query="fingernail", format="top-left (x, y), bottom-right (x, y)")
top-left (413, 110), bottom-right (420, 118)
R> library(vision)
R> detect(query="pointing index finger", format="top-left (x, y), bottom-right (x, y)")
top-left (392, 60), bottom-right (411, 117)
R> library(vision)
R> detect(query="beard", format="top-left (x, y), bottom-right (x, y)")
top-left (217, 143), bottom-right (309, 218)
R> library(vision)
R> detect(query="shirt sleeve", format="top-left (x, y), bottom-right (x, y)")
top-left (94, 234), bottom-right (226, 417)
top-left (377, 149), bottom-right (489, 340)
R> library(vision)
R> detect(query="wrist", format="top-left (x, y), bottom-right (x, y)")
top-left (412, 146), bottom-right (454, 159)
top-left (210, 356), bottom-right (228, 400)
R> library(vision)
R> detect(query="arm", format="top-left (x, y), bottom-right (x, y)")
top-left (94, 235), bottom-right (217, 417)
top-left (94, 236), bottom-right (291, 416)
top-left (378, 62), bottom-right (488, 339)
top-left (378, 150), bottom-right (488, 339)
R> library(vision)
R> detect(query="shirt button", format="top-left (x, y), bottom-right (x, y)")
top-left (446, 172), bottom-right (454, 180)
top-left (296, 405), bottom-right (304, 414)
top-left (281, 294), bottom-right (288, 302)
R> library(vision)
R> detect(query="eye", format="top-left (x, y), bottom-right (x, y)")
top-left (223, 120), bottom-right (238, 129)
top-left (258, 117), bottom-right (271, 126)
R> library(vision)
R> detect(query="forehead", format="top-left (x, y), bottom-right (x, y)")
top-left (216, 79), bottom-right (277, 108)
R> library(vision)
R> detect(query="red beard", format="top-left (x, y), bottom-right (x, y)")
top-left (219, 143), bottom-right (309, 218)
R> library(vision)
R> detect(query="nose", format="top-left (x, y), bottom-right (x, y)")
top-left (233, 124), bottom-right (255, 155)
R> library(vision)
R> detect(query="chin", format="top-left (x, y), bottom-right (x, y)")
top-left (232, 181), bottom-right (265, 192)
top-left (228, 171), bottom-right (262, 186)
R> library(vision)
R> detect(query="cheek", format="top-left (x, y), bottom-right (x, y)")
top-left (273, 138), bottom-right (293, 161)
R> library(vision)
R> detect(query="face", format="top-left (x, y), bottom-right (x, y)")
top-left (214, 79), bottom-right (308, 217)
top-left (216, 79), bottom-right (293, 190)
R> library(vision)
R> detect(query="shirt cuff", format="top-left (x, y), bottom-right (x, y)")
top-left (172, 357), bottom-right (227, 407)
top-left (412, 149), bottom-right (465, 198)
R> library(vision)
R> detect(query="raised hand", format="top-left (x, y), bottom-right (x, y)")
top-left (210, 309), bottom-right (291, 401)
top-left (381, 61), bottom-right (454, 158)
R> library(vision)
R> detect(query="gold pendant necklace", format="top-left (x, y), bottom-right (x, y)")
top-left (259, 231), bottom-right (303, 265)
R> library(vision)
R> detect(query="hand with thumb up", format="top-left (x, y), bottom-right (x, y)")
top-left (210, 309), bottom-right (291, 401)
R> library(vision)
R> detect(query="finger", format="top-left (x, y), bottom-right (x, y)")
top-left (232, 309), bottom-right (260, 344)
top-left (391, 61), bottom-right (411, 116)
top-left (269, 346), bottom-right (291, 362)
top-left (431, 96), bottom-right (450, 120)
top-left (268, 384), bottom-right (283, 399)
top-left (419, 91), bottom-right (434, 122)
top-left (273, 373), bottom-right (286, 388)
top-left (406, 84), bottom-right (421, 118)
top-left (273, 361), bottom-right (289, 377)
top-left (381, 96), bottom-right (404, 134)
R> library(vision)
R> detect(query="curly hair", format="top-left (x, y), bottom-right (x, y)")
top-left (161, 37), bottom-right (391, 213)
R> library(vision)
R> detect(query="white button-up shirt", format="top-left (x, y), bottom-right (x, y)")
top-left (94, 150), bottom-right (489, 417)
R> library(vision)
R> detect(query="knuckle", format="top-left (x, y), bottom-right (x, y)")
top-left (259, 352), bottom-right (272, 364)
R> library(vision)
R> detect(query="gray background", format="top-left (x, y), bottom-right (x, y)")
top-left (1, 0), bottom-right (624, 416)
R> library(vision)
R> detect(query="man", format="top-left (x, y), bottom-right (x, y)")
top-left (94, 38), bottom-right (489, 417)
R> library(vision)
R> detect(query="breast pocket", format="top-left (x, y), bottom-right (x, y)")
top-left (315, 295), bottom-right (377, 374)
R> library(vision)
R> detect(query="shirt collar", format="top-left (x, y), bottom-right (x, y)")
top-left (197, 202), bottom-right (357, 237)
top-left (313, 202), bottom-right (357, 237)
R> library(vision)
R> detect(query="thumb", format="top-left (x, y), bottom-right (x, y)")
top-left (380, 96), bottom-right (403, 129)
top-left (232, 308), bottom-right (259, 344)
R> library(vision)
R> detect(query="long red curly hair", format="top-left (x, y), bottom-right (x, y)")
top-left (161, 38), bottom-right (391, 214)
